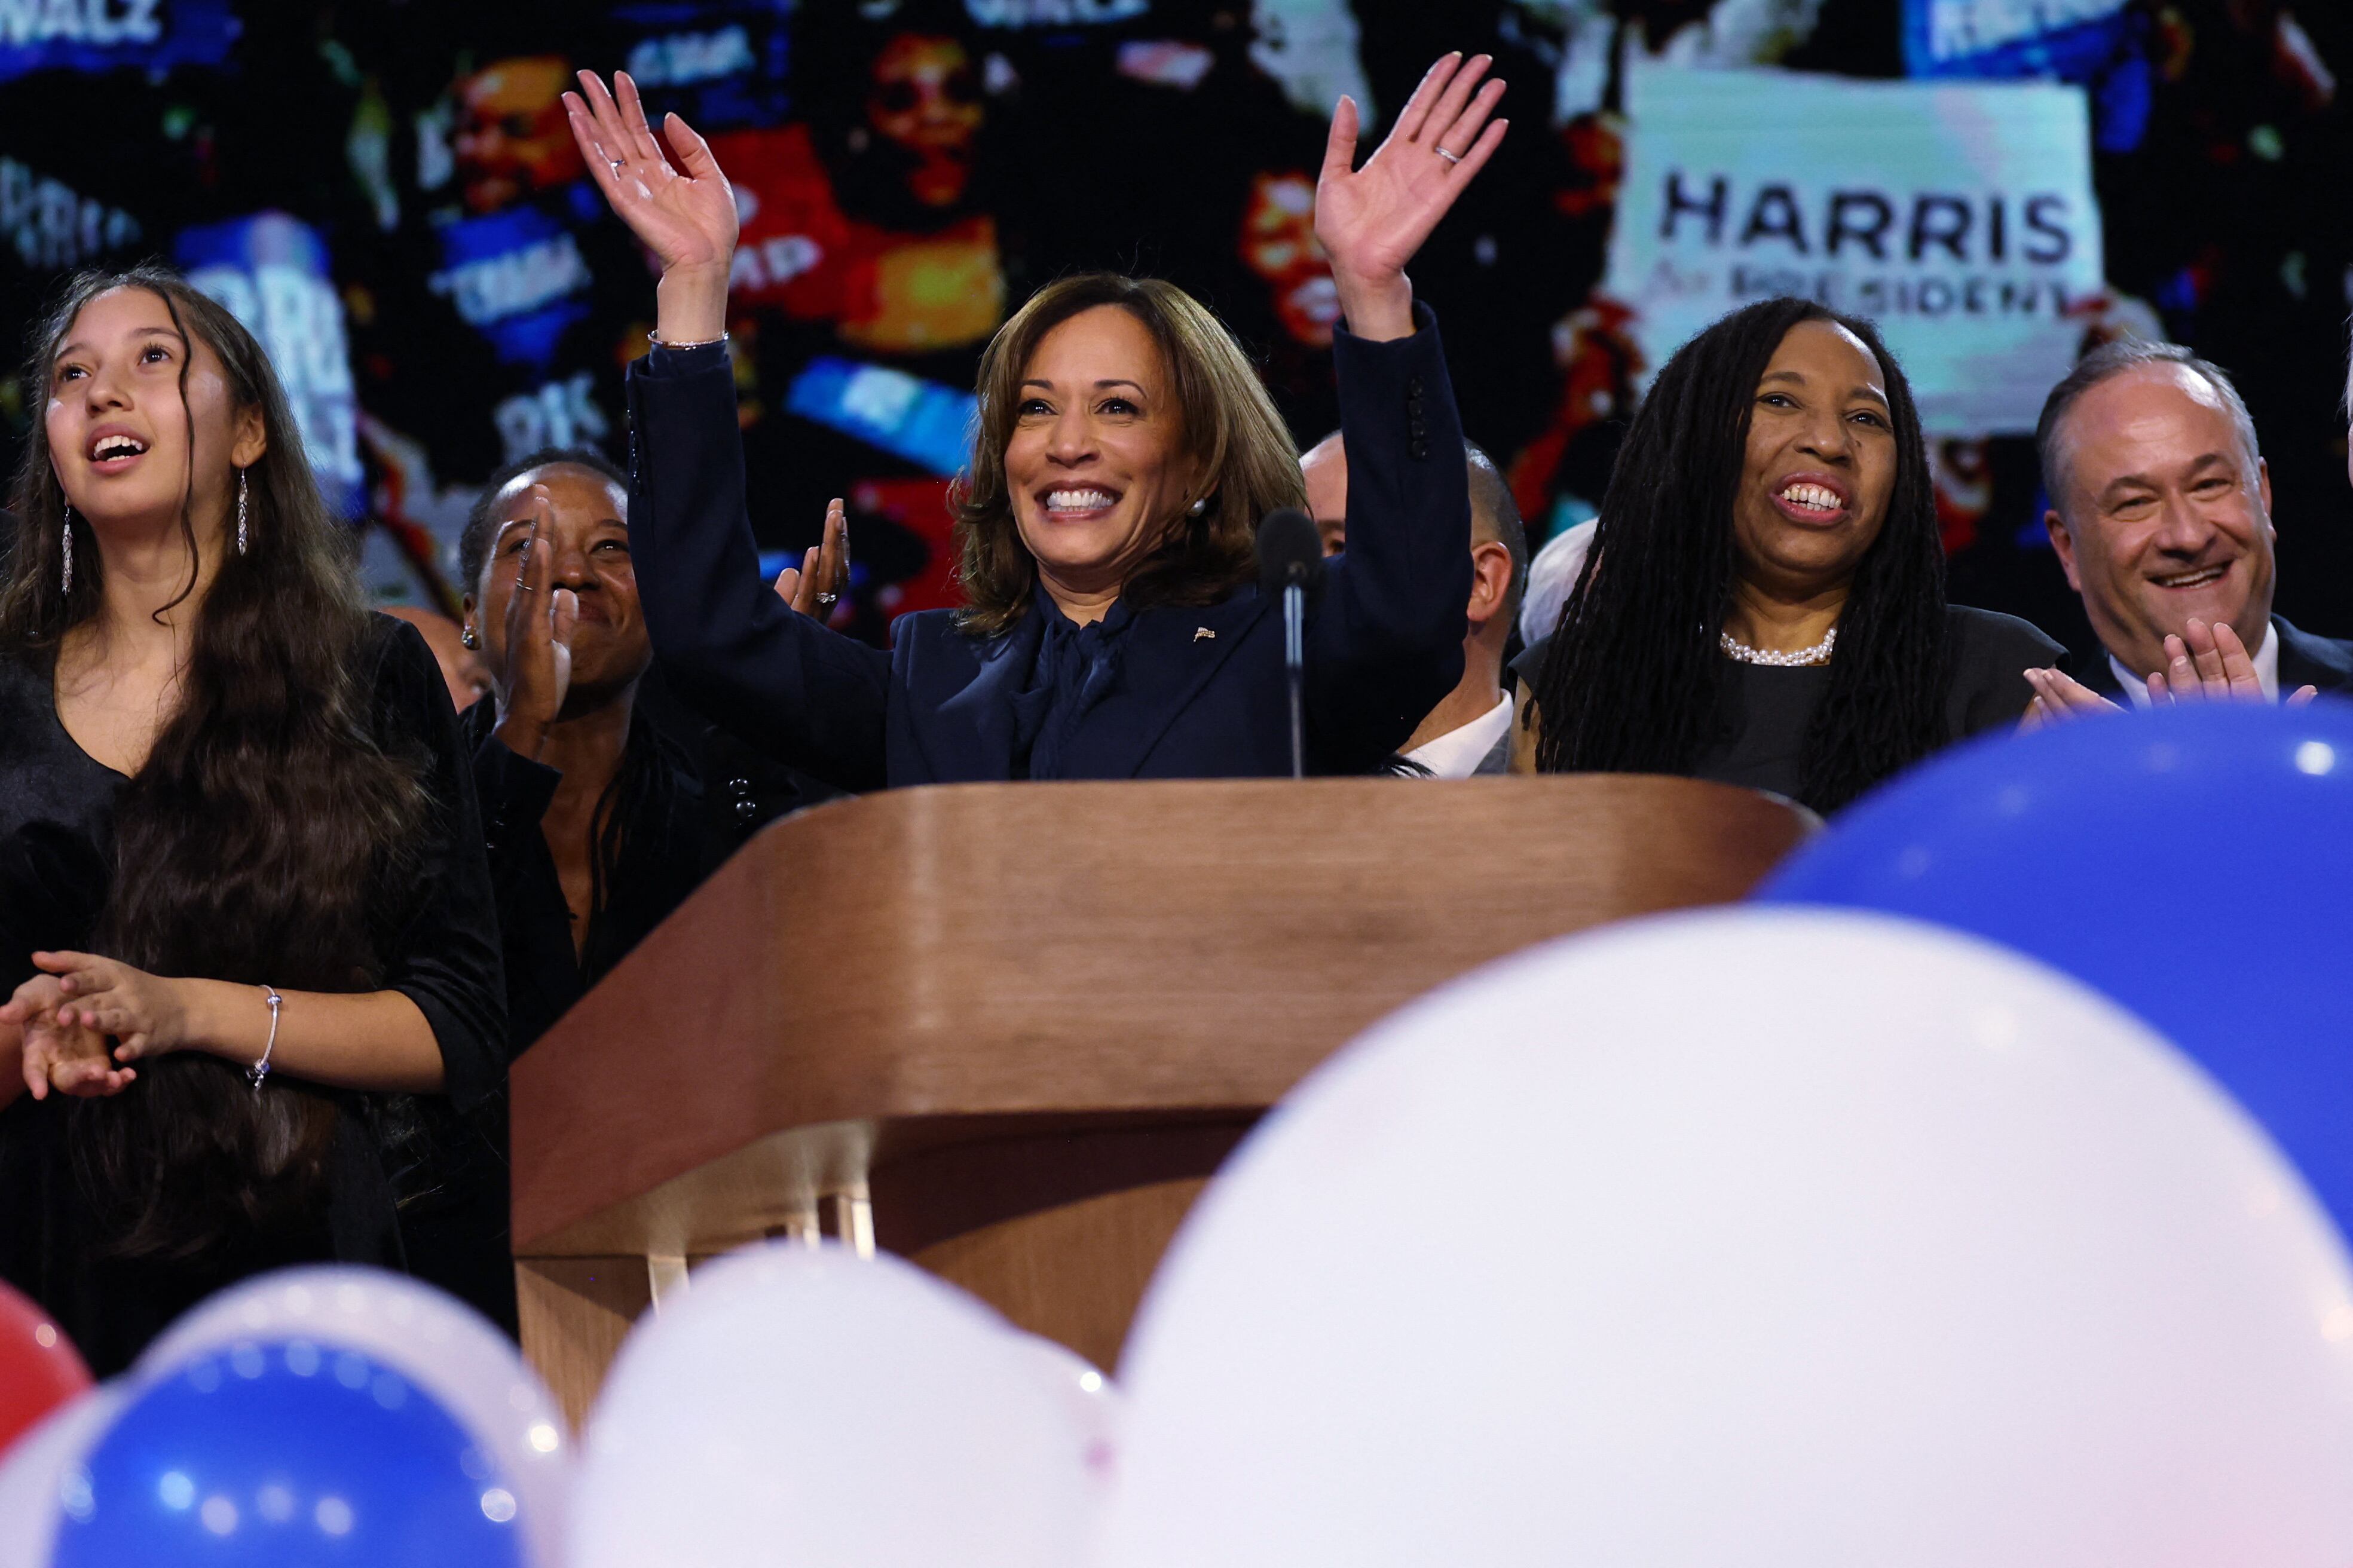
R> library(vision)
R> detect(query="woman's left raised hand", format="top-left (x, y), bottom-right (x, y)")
top-left (4, 952), bottom-right (191, 1071)
top-left (1315, 52), bottom-right (1509, 341)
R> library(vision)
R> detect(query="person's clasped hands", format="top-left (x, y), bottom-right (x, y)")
top-left (2021, 614), bottom-right (2320, 728)
top-left (3, 950), bottom-right (201, 1101)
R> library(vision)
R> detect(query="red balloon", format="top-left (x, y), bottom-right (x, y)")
top-left (0, 1281), bottom-right (90, 1459)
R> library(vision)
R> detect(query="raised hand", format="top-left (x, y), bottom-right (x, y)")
top-left (564, 71), bottom-right (736, 344)
top-left (773, 498), bottom-right (850, 624)
top-left (492, 489), bottom-right (579, 761)
top-left (1315, 52), bottom-right (1509, 341)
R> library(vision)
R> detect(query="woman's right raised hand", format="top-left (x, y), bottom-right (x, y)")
top-left (564, 71), bottom-right (738, 344)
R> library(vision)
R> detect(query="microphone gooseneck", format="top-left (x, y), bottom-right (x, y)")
top-left (1256, 509), bottom-right (1324, 780)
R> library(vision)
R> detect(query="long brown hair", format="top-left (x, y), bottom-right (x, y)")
top-left (1, 265), bottom-right (429, 1257)
top-left (951, 272), bottom-right (1306, 636)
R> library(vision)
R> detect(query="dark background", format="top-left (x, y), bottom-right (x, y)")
top-left (2, 0), bottom-right (2348, 659)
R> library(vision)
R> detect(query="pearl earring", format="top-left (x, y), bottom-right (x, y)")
top-left (235, 467), bottom-right (249, 556)
top-left (60, 505), bottom-right (73, 596)
top-left (1188, 497), bottom-right (1208, 517)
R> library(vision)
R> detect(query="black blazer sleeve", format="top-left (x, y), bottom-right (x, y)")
top-left (625, 342), bottom-right (894, 792)
top-left (1309, 305), bottom-right (1473, 771)
top-left (370, 618), bottom-right (509, 1112)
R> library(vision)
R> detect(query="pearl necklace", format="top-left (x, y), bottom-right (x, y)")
top-left (1720, 626), bottom-right (1837, 667)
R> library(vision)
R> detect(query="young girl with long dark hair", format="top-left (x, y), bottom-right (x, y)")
top-left (0, 266), bottom-right (505, 1368)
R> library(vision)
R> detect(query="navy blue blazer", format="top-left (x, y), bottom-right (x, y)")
top-left (625, 310), bottom-right (1471, 791)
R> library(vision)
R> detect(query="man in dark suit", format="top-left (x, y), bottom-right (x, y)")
top-left (1304, 436), bottom-right (1528, 777)
top-left (2029, 339), bottom-right (2353, 715)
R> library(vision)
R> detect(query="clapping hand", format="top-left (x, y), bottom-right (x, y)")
top-left (2148, 617), bottom-right (2318, 707)
top-left (2020, 665), bottom-right (2121, 730)
top-left (773, 498), bottom-right (850, 623)
top-left (565, 70), bottom-right (737, 344)
top-left (2019, 616), bottom-right (2317, 730)
top-left (492, 488), bottom-right (579, 761)
top-left (1315, 52), bottom-right (1509, 342)
top-left (2, 953), bottom-right (157, 1101)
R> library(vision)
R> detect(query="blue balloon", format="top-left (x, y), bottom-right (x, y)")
top-left (1759, 700), bottom-right (2353, 1238)
top-left (52, 1341), bottom-right (525, 1567)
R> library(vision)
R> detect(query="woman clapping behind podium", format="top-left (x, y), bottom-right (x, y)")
top-left (562, 54), bottom-right (1506, 786)
top-left (0, 269), bottom-right (505, 1367)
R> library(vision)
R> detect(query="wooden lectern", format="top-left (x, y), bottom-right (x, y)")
top-left (509, 777), bottom-right (1809, 1425)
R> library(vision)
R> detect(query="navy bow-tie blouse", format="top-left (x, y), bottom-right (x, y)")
top-left (625, 307), bottom-right (1473, 791)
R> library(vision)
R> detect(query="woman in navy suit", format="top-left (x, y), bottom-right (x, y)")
top-left (562, 54), bottom-right (1509, 788)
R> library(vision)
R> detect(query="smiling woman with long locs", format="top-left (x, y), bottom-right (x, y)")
top-left (564, 52), bottom-right (1506, 787)
top-left (1520, 296), bottom-right (2063, 813)
top-left (0, 265), bottom-right (506, 1370)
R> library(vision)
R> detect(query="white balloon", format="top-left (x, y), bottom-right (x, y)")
top-left (573, 1241), bottom-right (1102, 1568)
top-left (1008, 1331), bottom-right (1122, 1497)
top-left (1104, 908), bottom-right (2353, 1568)
top-left (136, 1266), bottom-right (568, 1568)
top-left (0, 1385), bottom-right (124, 1567)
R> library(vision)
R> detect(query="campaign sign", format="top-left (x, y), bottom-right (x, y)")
top-left (1902, 0), bottom-right (2132, 82)
top-left (428, 186), bottom-right (601, 369)
top-left (614, 0), bottom-right (793, 133)
top-left (785, 357), bottom-right (976, 476)
top-left (177, 212), bottom-right (365, 516)
top-left (0, 0), bottom-right (240, 82)
top-left (1605, 66), bottom-right (2104, 434)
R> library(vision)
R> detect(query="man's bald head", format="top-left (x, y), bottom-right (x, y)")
top-left (1298, 431), bottom-right (1529, 617)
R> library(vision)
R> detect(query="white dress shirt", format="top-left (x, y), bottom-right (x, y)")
top-left (1401, 693), bottom-right (1513, 779)
top-left (2111, 620), bottom-right (2278, 708)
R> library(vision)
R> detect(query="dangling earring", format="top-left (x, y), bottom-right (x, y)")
top-left (60, 505), bottom-right (73, 596)
top-left (235, 467), bottom-right (250, 556)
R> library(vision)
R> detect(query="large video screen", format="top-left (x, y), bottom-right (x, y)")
top-left (2, 0), bottom-right (2347, 650)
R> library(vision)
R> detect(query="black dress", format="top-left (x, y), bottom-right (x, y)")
top-left (1516, 606), bottom-right (2063, 806)
top-left (467, 664), bottom-right (831, 1056)
top-left (430, 667), bottom-right (833, 1331)
top-left (0, 616), bottom-right (507, 1372)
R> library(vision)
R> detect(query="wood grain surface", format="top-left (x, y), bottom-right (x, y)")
top-left (512, 776), bottom-right (1810, 1257)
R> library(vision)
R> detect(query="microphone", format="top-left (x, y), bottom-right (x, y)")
top-left (1257, 509), bottom-right (1324, 779)
top-left (1256, 507), bottom-right (1324, 597)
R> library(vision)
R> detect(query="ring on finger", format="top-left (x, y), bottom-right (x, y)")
top-left (816, 593), bottom-right (839, 607)
top-left (1434, 146), bottom-right (1462, 165)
